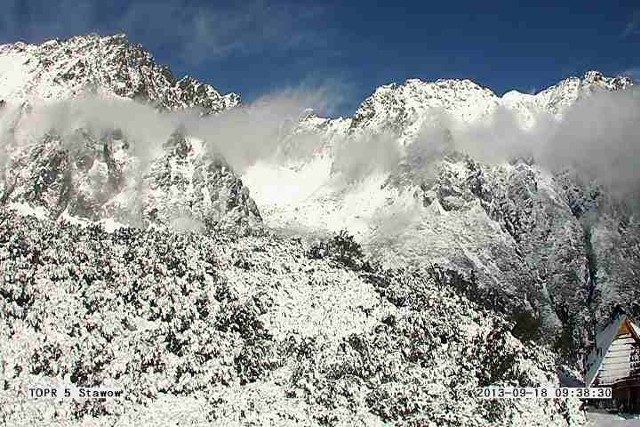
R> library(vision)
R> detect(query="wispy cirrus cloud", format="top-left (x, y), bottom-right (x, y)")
top-left (623, 9), bottom-right (640, 38)
top-left (0, 0), bottom-right (332, 64)
top-left (118, 0), bottom-right (330, 65)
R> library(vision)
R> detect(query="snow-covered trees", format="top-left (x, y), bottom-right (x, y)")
top-left (0, 209), bottom-right (585, 425)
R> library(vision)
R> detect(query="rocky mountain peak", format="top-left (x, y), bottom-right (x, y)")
top-left (349, 77), bottom-right (499, 142)
top-left (532, 70), bottom-right (634, 116)
top-left (0, 33), bottom-right (240, 114)
top-left (582, 69), bottom-right (633, 90)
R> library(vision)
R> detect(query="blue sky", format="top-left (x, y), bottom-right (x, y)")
top-left (0, 0), bottom-right (639, 117)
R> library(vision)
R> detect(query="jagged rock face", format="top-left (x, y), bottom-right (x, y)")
top-left (0, 33), bottom-right (239, 113)
top-left (1, 127), bottom-right (261, 235)
top-left (1, 130), bottom-right (115, 219)
top-left (534, 71), bottom-right (633, 116)
top-left (348, 79), bottom-right (500, 144)
top-left (378, 149), bottom-right (638, 348)
top-left (140, 131), bottom-right (261, 234)
top-left (405, 158), bottom-right (590, 330)
top-left (594, 220), bottom-right (640, 312)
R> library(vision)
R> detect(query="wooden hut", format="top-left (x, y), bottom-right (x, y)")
top-left (584, 312), bottom-right (640, 412)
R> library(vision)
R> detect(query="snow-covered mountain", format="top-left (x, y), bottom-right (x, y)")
top-left (0, 32), bottom-right (638, 426)
top-left (288, 70), bottom-right (633, 144)
top-left (246, 69), bottom-right (634, 237)
top-left (0, 34), bottom-right (260, 235)
top-left (243, 70), bottom-right (637, 354)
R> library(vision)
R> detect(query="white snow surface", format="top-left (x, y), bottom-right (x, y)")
top-left (587, 411), bottom-right (640, 426)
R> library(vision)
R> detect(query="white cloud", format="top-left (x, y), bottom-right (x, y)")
top-left (0, 85), bottom-right (335, 174)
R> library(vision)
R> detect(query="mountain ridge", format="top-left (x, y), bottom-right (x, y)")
top-left (0, 33), bottom-right (240, 113)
